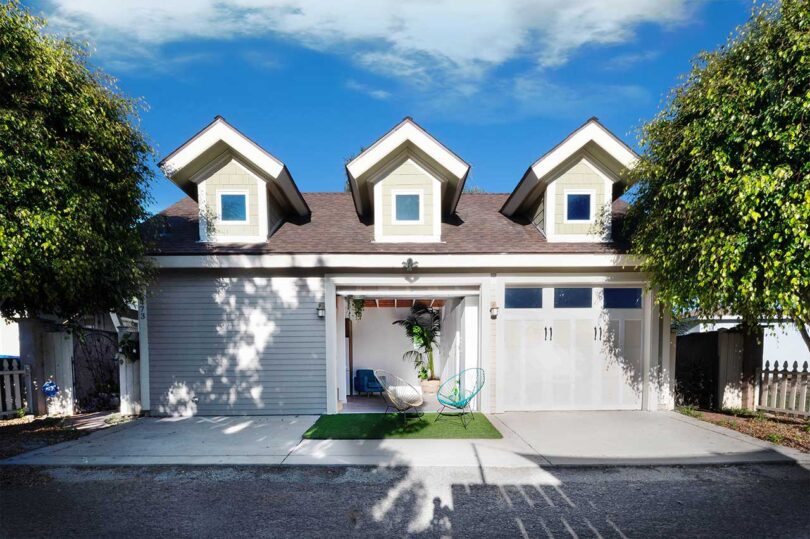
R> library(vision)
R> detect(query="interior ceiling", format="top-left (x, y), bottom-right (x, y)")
top-left (361, 298), bottom-right (445, 308)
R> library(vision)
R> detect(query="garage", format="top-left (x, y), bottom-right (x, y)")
top-left (499, 285), bottom-right (644, 411)
top-left (146, 273), bottom-right (327, 416)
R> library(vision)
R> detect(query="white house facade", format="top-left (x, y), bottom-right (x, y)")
top-left (136, 116), bottom-right (675, 417)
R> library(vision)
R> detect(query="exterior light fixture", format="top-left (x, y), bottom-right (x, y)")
top-left (317, 303), bottom-right (325, 318)
top-left (490, 302), bottom-right (499, 319)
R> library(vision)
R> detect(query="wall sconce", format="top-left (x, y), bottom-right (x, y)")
top-left (317, 302), bottom-right (325, 318)
top-left (489, 302), bottom-right (499, 319)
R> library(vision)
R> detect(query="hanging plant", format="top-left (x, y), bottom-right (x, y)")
top-left (346, 297), bottom-right (365, 321)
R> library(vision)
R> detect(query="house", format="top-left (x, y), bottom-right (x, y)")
top-left (133, 116), bottom-right (675, 417)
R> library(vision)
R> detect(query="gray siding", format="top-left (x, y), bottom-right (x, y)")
top-left (147, 273), bottom-right (326, 416)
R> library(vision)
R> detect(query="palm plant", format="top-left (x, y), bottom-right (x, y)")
top-left (392, 303), bottom-right (441, 380)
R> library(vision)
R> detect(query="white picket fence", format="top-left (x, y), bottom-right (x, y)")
top-left (0, 358), bottom-right (31, 417)
top-left (757, 360), bottom-right (810, 417)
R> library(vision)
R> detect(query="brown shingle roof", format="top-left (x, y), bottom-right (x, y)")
top-left (148, 192), bottom-right (628, 255)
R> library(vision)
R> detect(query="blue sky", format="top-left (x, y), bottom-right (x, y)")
top-left (28, 0), bottom-right (752, 214)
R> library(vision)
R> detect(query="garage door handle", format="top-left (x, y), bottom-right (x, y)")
top-left (594, 326), bottom-right (597, 340)
top-left (549, 327), bottom-right (553, 341)
top-left (544, 327), bottom-right (548, 340)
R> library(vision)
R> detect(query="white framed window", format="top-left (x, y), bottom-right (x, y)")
top-left (391, 190), bottom-right (423, 224)
top-left (563, 189), bottom-right (595, 223)
top-left (217, 190), bottom-right (249, 224)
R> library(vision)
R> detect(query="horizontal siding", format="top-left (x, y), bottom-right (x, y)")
top-left (148, 273), bottom-right (326, 416)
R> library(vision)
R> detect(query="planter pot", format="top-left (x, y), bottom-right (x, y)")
top-left (420, 380), bottom-right (441, 395)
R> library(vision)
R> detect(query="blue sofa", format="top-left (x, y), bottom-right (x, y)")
top-left (354, 369), bottom-right (384, 396)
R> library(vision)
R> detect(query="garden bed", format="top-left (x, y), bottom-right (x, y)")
top-left (0, 416), bottom-right (88, 460)
top-left (677, 407), bottom-right (809, 453)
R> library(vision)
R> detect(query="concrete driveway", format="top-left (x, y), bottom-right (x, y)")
top-left (3, 411), bottom-right (807, 468)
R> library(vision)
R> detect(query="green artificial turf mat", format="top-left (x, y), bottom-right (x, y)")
top-left (302, 412), bottom-right (502, 440)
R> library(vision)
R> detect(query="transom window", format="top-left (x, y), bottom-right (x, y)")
top-left (393, 192), bottom-right (422, 223)
top-left (565, 192), bottom-right (593, 222)
top-left (604, 288), bottom-right (642, 309)
top-left (218, 192), bottom-right (248, 223)
top-left (505, 287), bottom-right (543, 309)
top-left (554, 288), bottom-right (592, 308)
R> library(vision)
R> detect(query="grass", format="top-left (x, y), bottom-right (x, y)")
top-left (676, 405), bottom-right (703, 418)
top-left (104, 413), bottom-right (136, 426)
top-left (303, 412), bottom-right (502, 440)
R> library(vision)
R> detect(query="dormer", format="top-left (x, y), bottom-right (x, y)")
top-left (501, 118), bottom-right (637, 243)
top-left (345, 118), bottom-right (470, 243)
top-left (159, 116), bottom-right (309, 243)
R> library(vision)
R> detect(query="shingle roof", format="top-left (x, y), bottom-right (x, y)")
top-left (148, 192), bottom-right (628, 255)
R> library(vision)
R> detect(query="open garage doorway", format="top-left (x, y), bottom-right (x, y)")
top-left (337, 294), bottom-right (480, 414)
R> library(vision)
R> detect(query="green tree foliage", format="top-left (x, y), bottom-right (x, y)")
top-left (626, 0), bottom-right (810, 350)
top-left (0, 2), bottom-right (154, 322)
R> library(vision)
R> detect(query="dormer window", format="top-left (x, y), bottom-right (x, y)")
top-left (393, 191), bottom-right (422, 223)
top-left (564, 190), bottom-right (594, 223)
top-left (218, 191), bottom-right (248, 223)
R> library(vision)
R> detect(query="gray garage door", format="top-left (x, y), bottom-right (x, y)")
top-left (147, 273), bottom-right (326, 416)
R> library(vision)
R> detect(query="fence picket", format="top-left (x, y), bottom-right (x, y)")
top-left (756, 359), bottom-right (810, 417)
top-left (2, 359), bottom-right (12, 412)
top-left (11, 359), bottom-right (22, 412)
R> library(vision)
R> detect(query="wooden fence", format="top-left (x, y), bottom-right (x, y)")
top-left (0, 358), bottom-right (31, 418)
top-left (757, 360), bottom-right (810, 417)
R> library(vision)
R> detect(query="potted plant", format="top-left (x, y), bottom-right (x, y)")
top-left (393, 303), bottom-right (441, 394)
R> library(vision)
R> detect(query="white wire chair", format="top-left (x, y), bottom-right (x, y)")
top-left (373, 370), bottom-right (424, 421)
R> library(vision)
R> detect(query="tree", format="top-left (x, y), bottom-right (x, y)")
top-left (626, 0), bottom-right (810, 355)
top-left (393, 303), bottom-right (441, 381)
top-left (0, 2), bottom-right (154, 324)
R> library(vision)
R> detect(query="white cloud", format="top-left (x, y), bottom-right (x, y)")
top-left (345, 80), bottom-right (391, 100)
top-left (603, 50), bottom-right (662, 71)
top-left (41, 0), bottom-right (694, 84)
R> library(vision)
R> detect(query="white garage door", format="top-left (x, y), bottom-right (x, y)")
top-left (501, 286), bottom-right (643, 411)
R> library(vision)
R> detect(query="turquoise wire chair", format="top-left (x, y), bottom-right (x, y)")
top-left (435, 368), bottom-right (485, 428)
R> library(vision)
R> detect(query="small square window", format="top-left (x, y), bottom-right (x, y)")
top-left (395, 194), bottom-right (421, 222)
top-left (566, 193), bottom-right (591, 221)
top-left (220, 194), bottom-right (247, 222)
top-left (505, 287), bottom-right (542, 309)
top-left (554, 288), bottom-right (592, 308)
top-left (604, 288), bottom-right (642, 309)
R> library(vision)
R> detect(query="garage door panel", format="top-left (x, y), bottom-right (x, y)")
top-left (148, 274), bottom-right (326, 416)
top-left (500, 286), bottom-right (644, 411)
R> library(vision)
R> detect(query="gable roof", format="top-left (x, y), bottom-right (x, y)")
top-left (500, 117), bottom-right (638, 216)
top-left (150, 192), bottom-right (628, 255)
top-left (159, 116), bottom-right (310, 217)
top-left (345, 117), bottom-right (471, 217)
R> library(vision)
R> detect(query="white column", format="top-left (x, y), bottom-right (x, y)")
top-left (138, 298), bottom-right (150, 413)
top-left (324, 278), bottom-right (338, 414)
top-left (336, 295), bottom-right (347, 404)
top-left (641, 289), bottom-right (661, 411)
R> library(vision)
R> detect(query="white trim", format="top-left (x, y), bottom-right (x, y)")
top-left (347, 119), bottom-right (468, 181)
top-left (531, 120), bottom-right (636, 185)
top-left (391, 189), bottom-right (424, 225)
top-left (325, 279), bottom-right (338, 414)
top-left (162, 118), bottom-right (284, 178)
top-left (216, 190), bottom-right (249, 225)
top-left (563, 189), bottom-right (596, 224)
top-left (138, 299), bottom-right (150, 412)
top-left (153, 253), bottom-right (642, 269)
top-left (197, 181), bottom-right (209, 242)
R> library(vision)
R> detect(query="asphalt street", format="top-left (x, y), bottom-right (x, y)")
top-left (1, 464), bottom-right (808, 538)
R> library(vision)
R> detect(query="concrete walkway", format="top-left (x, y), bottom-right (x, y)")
top-left (3, 411), bottom-right (808, 468)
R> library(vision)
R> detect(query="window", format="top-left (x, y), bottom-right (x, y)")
top-left (505, 287), bottom-right (542, 309)
top-left (554, 288), bottom-right (592, 308)
top-left (219, 193), bottom-right (247, 223)
top-left (565, 192), bottom-right (592, 222)
top-left (394, 193), bottom-right (421, 222)
top-left (604, 288), bottom-right (642, 309)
